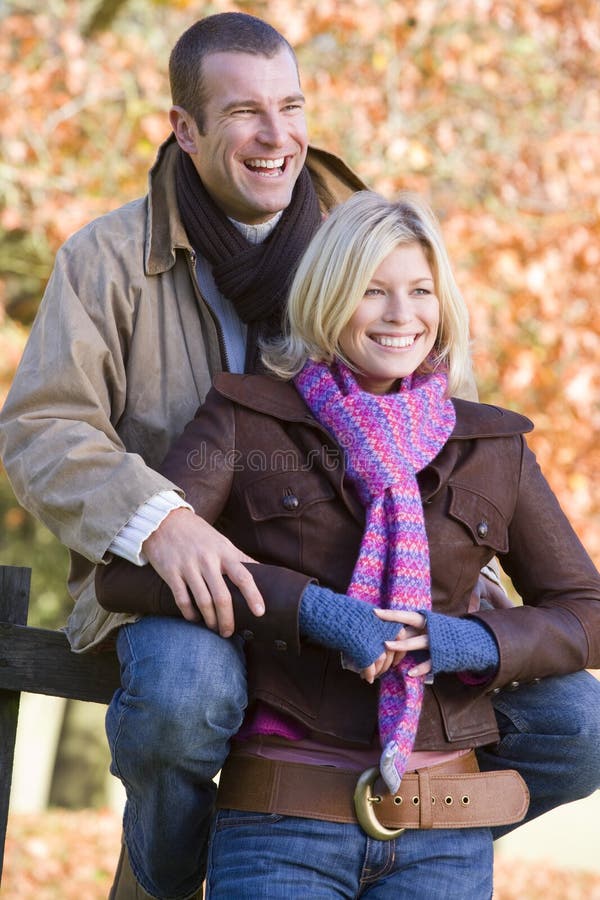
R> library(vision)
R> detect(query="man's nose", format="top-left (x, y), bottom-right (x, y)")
top-left (257, 112), bottom-right (287, 145)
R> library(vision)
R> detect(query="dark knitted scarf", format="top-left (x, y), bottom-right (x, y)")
top-left (176, 148), bottom-right (322, 369)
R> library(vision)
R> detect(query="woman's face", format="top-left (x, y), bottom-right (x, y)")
top-left (338, 242), bottom-right (440, 394)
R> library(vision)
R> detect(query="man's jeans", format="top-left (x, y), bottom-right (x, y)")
top-left (206, 812), bottom-right (493, 899)
top-left (106, 616), bottom-right (600, 899)
top-left (106, 617), bottom-right (247, 900)
top-left (477, 668), bottom-right (600, 840)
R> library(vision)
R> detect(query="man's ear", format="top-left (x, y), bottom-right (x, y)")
top-left (169, 106), bottom-right (198, 154)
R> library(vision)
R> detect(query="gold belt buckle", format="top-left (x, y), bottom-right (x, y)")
top-left (353, 767), bottom-right (406, 841)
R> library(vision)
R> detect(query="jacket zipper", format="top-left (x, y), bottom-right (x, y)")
top-left (188, 249), bottom-right (231, 372)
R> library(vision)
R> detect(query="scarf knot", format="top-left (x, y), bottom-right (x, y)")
top-left (295, 360), bottom-right (456, 792)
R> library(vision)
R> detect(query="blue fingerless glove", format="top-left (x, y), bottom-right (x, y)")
top-left (422, 610), bottom-right (499, 676)
top-left (299, 583), bottom-right (401, 669)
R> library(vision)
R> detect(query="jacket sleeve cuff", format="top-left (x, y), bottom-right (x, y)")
top-left (95, 559), bottom-right (313, 654)
top-left (223, 563), bottom-right (314, 654)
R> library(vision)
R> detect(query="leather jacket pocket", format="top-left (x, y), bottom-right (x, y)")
top-left (447, 484), bottom-right (509, 554)
top-left (243, 471), bottom-right (337, 573)
top-left (245, 470), bottom-right (335, 521)
top-left (429, 675), bottom-right (500, 746)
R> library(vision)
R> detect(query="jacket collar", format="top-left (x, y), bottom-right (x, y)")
top-left (214, 373), bottom-right (314, 423)
top-left (144, 135), bottom-right (190, 276)
top-left (214, 373), bottom-right (534, 515)
top-left (144, 135), bottom-right (368, 278)
top-left (214, 373), bottom-right (534, 440)
top-left (451, 397), bottom-right (533, 438)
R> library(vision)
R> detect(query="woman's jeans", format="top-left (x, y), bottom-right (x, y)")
top-left (207, 813), bottom-right (493, 899)
top-left (106, 615), bottom-right (600, 899)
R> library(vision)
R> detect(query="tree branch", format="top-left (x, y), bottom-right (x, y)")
top-left (83, 0), bottom-right (130, 37)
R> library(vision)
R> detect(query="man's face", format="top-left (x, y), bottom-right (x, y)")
top-left (187, 49), bottom-right (308, 225)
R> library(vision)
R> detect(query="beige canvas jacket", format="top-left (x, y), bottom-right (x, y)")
top-left (0, 136), bottom-right (368, 650)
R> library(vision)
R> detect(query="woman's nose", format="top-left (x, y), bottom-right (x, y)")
top-left (383, 292), bottom-right (412, 322)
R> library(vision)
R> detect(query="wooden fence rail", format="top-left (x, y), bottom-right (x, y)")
top-left (0, 564), bottom-right (120, 884)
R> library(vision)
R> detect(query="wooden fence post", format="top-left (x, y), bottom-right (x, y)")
top-left (0, 566), bottom-right (31, 882)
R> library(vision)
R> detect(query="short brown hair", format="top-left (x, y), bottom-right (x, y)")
top-left (169, 13), bottom-right (296, 133)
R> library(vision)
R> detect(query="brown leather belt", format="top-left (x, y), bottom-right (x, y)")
top-left (217, 750), bottom-right (529, 839)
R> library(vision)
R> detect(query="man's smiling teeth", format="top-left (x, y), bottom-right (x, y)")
top-left (371, 335), bottom-right (416, 348)
top-left (246, 157), bottom-right (285, 173)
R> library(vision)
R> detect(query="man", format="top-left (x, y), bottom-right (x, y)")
top-left (1, 12), bottom-right (599, 900)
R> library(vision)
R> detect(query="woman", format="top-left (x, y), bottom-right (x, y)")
top-left (98, 192), bottom-right (600, 899)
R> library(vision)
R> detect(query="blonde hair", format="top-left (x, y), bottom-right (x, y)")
top-left (261, 191), bottom-right (472, 395)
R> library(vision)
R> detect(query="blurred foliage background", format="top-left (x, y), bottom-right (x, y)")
top-left (1, 7), bottom-right (600, 892)
top-left (1, 0), bottom-right (599, 625)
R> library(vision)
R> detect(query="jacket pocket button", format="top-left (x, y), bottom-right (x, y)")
top-left (282, 494), bottom-right (300, 511)
top-left (241, 629), bottom-right (255, 641)
top-left (274, 640), bottom-right (288, 651)
top-left (477, 521), bottom-right (489, 539)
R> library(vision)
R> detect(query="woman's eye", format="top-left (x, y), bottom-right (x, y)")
top-left (364, 288), bottom-right (384, 297)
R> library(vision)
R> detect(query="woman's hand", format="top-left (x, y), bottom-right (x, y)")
top-left (359, 650), bottom-right (395, 684)
top-left (373, 609), bottom-right (432, 678)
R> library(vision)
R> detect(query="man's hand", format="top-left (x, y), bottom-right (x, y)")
top-left (470, 566), bottom-right (515, 612)
top-left (142, 507), bottom-right (264, 636)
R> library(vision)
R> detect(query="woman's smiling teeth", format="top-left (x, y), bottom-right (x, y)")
top-left (245, 157), bottom-right (285, 175)
top-left (371, 334), bottom-right (417, 348)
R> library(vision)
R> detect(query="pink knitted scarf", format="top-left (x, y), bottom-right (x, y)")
top-left (294, 359), bottom-right (456, 792)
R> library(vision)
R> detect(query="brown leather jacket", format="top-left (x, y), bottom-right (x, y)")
top-left (97, 373), bottom-right (600, 752)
